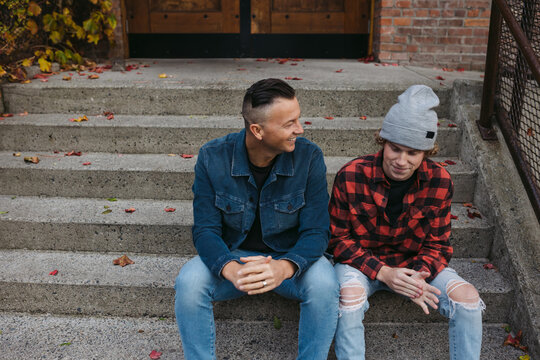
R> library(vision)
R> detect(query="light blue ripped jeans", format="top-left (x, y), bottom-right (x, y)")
top-left (334, 264), bottom-right (484, 360)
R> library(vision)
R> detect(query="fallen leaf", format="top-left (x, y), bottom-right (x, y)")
top-left (450, 214), bottom-right (458, 220)
top-left (2, 113), bottom-right (13, 117)
top-left (392, 63), bottom-right (399, 66)
top-left (107, 198), bottom-right (117, 202)
top-left (520, 355), bottom-right (530, 360)
top-left (87, 74), bottom-right (99, 79)
top-left (82, 162), bottom-right (91, 166)
top-left (392, 333), bottom-right (398, 339)
top-left (360, 116), bottom-right (367, 120)
top-left (483, 263), bottom-right (496, 270)
top-left (165, 208), bottom-right (176, 212)
top-left (467, 209), bottom-right (482, 219)
top-left (503, 324), bottom-right (511, 333)
top-left (256, 58), bottom-right (268, 62)
top-left (65, 151), bottom-right (82, 156)
top-left (24, 156), bottom-right (39, 164)
top-left (158, 317), bottom-right (166, 321)
top-left (438, 162), bottom-right (448, 167)
top-left (304, 121), bottom-right (312, 125)
top-left (526, 128), bottom-right (533, 136)
top-left (457, 68), bottom-right (465, 72)
top-left (13, 153), bottom-right (21, 157)
top-left (444, 160), bottom-right (456, 165)
top-left (18, 111), bottom-right (29, 116)
top-left (49, 270), bottom-right (58, 276)
top-left (273, 315), bottom-right (282, 330)
top-left (59, 342), bottom-right (71, 346)
top-left (168, 154), bottom-right (177, 157)
top-left (104, 205), bottom-right (110, 209)
top-left (290, 63), bottom-right (298, 66)
top-left (277, 58), bottom-right (288, 64)
top-left (138, 329), bottom-right (144, 333)
top-left (125, 208), bottom-right (136, 213)
top-left (149, 350), bottom-right (162, 359)
top-left (62, 76), bottom-right (71, 81)
top-left (442, 68), bottom-right (453, 72)
top-left (448, 123), bottom-right (458, 128)
top-left (158, 73), bottom-right (167, 78)
top-left (237, 68), bottom-right (246, 71)
top-left (503, 330), bottom-right (528, 352)
top-left (102, 209), bottom-right (112, 214)
top-left (291, 58), bottom-right (304, 62)
top-left (463, 203), bottom-right (473, 208)
top-left (0, 211), bottom-right (8, 214)
top-left (21, 80), bottom-right (31, 84)
top-left (103, 111), bottom-right (114, 120)
top-left (78, 72), bottom-right (86, 76)
top-left (70, 115), bottom-right (88, 122)
top-left (436, 76), bottom-right (445, 80)
top-left (113, 255), bottom-right (134, 267)
top-left (336, 69), bottom-right (344, 73)
top-left (181, 154), bottom-right (194, 159)
top-left (324, 116), bottom-right (334, 120)
top-left (284, 77), bottom-right (302, 80)
top-left (40, 79), bottom-right (48, 82)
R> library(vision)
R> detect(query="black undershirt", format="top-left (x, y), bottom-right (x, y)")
top-left (239, 158), bottom-right (275, 252)
top-left (385, 173), bottom-right (416, 224)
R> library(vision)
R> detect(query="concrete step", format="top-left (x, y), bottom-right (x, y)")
top-left (0, 152), bottom-right (476, 203)
top-left (0, 250), bottom-right (510, 323)
top-left (0, 113), bottom-right (462, 157)
top-left (0, 312), bottom-right (526, 360)
top-left (0, 196), bottom-right (493, 258)
top-left (0, 59), bottom-right (485, 117)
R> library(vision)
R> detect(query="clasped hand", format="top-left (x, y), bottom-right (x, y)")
top-left (221, 256), bottom-right (296, 295)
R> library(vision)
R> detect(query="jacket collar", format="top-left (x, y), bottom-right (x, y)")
top-left (231, 129), bottom-right (294, 177)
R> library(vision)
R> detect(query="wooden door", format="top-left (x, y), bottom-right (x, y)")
top-left (126, 0), bottom-right (240, 33)
top-left (251, 0), bottom-right (369, 34)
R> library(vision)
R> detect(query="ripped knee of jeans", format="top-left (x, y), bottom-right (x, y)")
top-left (339, 272), bottom-right (367, 313)
top-left (446, 280), bottom-right (486, 316)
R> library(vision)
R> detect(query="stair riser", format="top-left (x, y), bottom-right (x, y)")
top-left (2, 88), bottom-right (452, 118)
top-left (0, 221), bottom-right (492, 258)
top-left (0, 169), bottom-right (476, 202)
top-left (0, 126), bottom-right (461, 158)
top-left (0, 282), bottom-right (509, 323)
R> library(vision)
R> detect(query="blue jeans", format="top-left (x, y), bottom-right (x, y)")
top-left (334, 264), bottom-right (484, 360)
top-left (175, 250), bottom-right (339, 360)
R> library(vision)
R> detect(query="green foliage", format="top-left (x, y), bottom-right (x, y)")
top-left (0, 0), bottom-right (117, 81)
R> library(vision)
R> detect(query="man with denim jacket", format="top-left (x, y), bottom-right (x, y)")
top-left (174, 78), bottom-right (339, 360)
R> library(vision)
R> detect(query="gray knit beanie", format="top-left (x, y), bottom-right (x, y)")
top-left (379, 85), bottom-right (439, 150)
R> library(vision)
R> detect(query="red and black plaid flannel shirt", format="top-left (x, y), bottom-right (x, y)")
top-left (328, 150), bottom-right (453, 282)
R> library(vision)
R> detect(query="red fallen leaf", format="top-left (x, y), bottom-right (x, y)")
top-left (480, 75), bottom-right (484, 78)
top-left (33, 73), bottom-right (50, 79)
top-left (503, 330), bottom-right (528, 352)
top-left (49, 269), bottom-right (58, 276)
top-left (78, 72), bottom-right (86, 76)
top-left (113, 254), bottom-right (135, 267)
top-left (82, 162), bottom-right (91, 166)
top-left (88, 74), bottom-right (100, 79)
top-left (291, 58), bottom-right (304, 62)
top-left (526, 127), bottom-right (533, 136)
top-left (467, 209), bottom-right (482, 219)
top-left (444, 160), bottom-right (456, 165)
top-left (290, 63), bottom-right (298, 66)
top-left (442, 68), bottom-right (454, 72)
top-left (483, 263), bottom-right (496, 270)
top-left (53, 150), bottom-right (60, 154)
top-left (142, 64), bottom-right (150, 67)
top-left (181, 154), bottom-right (194, 159)
top-left (2, 113), bottom-right (13, 117)
top-left (437, 122), bottom-right (440, 126)
top-left (392, 63), bottom-right (398, 66)
top-left (237, 68), bottom-right (246, 71)
top-left (65, 151), bottom-right (82, 156)
top-left (304, 121), bottom-right (312, 125)
top-left (324, 116), bottom-right (334, 120)
top-left (438, 162), bottom-right (448, 167)
top-left (256, 58), bottom-right (268, 62)
top-left (0, 117), bottom-right (4, 120)
top-left (457, 68), bottom-right (465, 72)
top-left (149, 350), bottom-right (162, 359)
top-left (360, 116), bottom-right (367, 120)
top-left (450, 214), bottom-right (458, 220)
top-left (463, 203), bottom-right (473, 208)
top-left (125, 64), bottom-right (139, 71)
top-left (336, 69), bottom-right (344, 73)
top-left (125, 208), bottom-right (136, 213)
top-left (448, 123), bottom-right (458, 128)
top-left (284, 77), bottom-right (302, 80)
top-left (107, 114), bottom-right (114, 120)
top-left (40, 79), bottom-right (48, 82)
top-left (165, 208), bottom-right (176, 212)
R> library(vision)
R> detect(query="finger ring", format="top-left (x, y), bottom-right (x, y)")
top-left (262, 280), bottom-right (268, 287)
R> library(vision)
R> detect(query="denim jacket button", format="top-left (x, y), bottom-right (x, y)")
top-left (287, 204), bottom-right (293, 211)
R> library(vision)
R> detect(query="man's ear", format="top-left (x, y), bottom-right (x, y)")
top-left (249, 123), bottom-right (264, 140)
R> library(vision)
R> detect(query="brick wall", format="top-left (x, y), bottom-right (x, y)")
top-left (373, 0), bottom-right (491, 70)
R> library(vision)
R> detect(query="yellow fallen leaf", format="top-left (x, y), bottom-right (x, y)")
top-left (63, 76), bottom-right (71, 81)
top-left (13, 153), bottom-right (21, 157)
top-left (24, 156), bottom-right (39, 164)
top-left (168, 154), bottom-right (176, 157)
top-left (21, 80), bottom-right (31, 84)
top-left (158, 73), bottom-right (167, 78)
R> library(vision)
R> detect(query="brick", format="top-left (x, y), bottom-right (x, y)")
top-left (413, 0), bottom-right (438, 7)
top-left (378, 52), bottom-right (393, 60)
top-left (396, 0), bottom-right (411, 7)
top-left (397, 27), bottom-right (422, 35)
top-left (380, 18), bottom-right (393, 26)
top-left (465, 1), bottom-right (490, 8)
top-left (446, 45), bottom-right (472, 53)
top-left (441, 10), bottom-right (454, 18)
top-left (421, 27), bottom-right (447, 36)
top-left (413, 19), bottom-right (438, 27)
top-left (441, 0), bottom-right (465, 8)
top-left (454, 9), bottom-right (466, 17)
top-left (473, 45), bottom-right (488, 54)
top-left (381, 43), bottom-right (405, 52)
top-left (439, 37), bottom-right (463, 45)
top-left (464, 18), bottom-right (490, 27)
top-left (410, 53), bottom-right (435, 62)
top-left (439, 19), bottom-right (464, 27)
top-left (480, 9), bottom-right (491, 18)
top-left (415, 9), bottom-right (429, 17)
top-left (381, 0), bottom-right (395, 6)
top-left (394, 17), bottom-right (412, 26)
top-left (380, 35), bottom-right (394, 43)
top-left (435, 54), bottom-right (463, 63)
top-left (407, 44), bottom-right (419, 52)
top-left (380, 8), bottom-right (402, 16)
top-left (380, 26), bottom-right (396, 35)
top-left (402, 9), bottom-right (414, 16)
top-left (412, 36), bottom-right (436, 44)
top-left (461, 54), bottom-right (487, 62)
top-left (448, 28), bottom-right (473, 36)
top-left (429, 9), bottom-right (441, 17)
top-left (471, 62), bottom-right (485, 71)
top-left (391, 52), bottom-right (410, 60)
top-left (468, 9), bottom-right (480, 17)
top-left (422, 45), bottom-right (446, 53)
top-left (474, 28), bottom-right (489, 37)
top-left (464, 37), bottom-right (488, 45)
top-left (393, 35), bottom-right (408, 44)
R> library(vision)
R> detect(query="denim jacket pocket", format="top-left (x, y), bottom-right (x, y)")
top-left (273, 192), bottom-right (305, 231)
top-left (215, 192), bottom-right (245, 231)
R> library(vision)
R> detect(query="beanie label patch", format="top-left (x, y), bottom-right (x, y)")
top-left (426, 131), bottom-right (435, 139)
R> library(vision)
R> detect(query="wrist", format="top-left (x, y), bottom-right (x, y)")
top-left (376, 265), bottom-right (390, 282)
top-left (277, 259), bottom-right (296, 279)
top-left (221, 260), bottom-right (241, 279)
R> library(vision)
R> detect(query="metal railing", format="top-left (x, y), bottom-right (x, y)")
top-left (478, 0), bottom-right (540, 220)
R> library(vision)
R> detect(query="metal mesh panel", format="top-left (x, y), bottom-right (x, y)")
top-left (496, 0), bottom-right (540, 192)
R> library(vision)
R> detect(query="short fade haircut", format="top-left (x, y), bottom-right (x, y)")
top-left (242, 78), bottom-right (295, 127)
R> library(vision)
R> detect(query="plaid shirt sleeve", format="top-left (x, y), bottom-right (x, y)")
top-left (328, 160), bottom-right (386, 280)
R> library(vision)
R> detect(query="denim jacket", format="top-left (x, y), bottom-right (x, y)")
top-left (192, 129), bottom-right (330, 278)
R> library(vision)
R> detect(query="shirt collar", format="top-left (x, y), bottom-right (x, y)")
top-left (231, 129), bottom-right (294, 177)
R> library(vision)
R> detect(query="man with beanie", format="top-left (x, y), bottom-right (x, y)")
top-left (328, 85), bottom-right (484, 359)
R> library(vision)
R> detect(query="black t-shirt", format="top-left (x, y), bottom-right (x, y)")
top-left (239, 158), bottom-right (275, 252)
top-left (385, 173), bottom-right (416, 225)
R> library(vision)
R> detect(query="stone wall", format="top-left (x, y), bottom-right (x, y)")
top-left (373, 0), bottom-right (491, 70)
